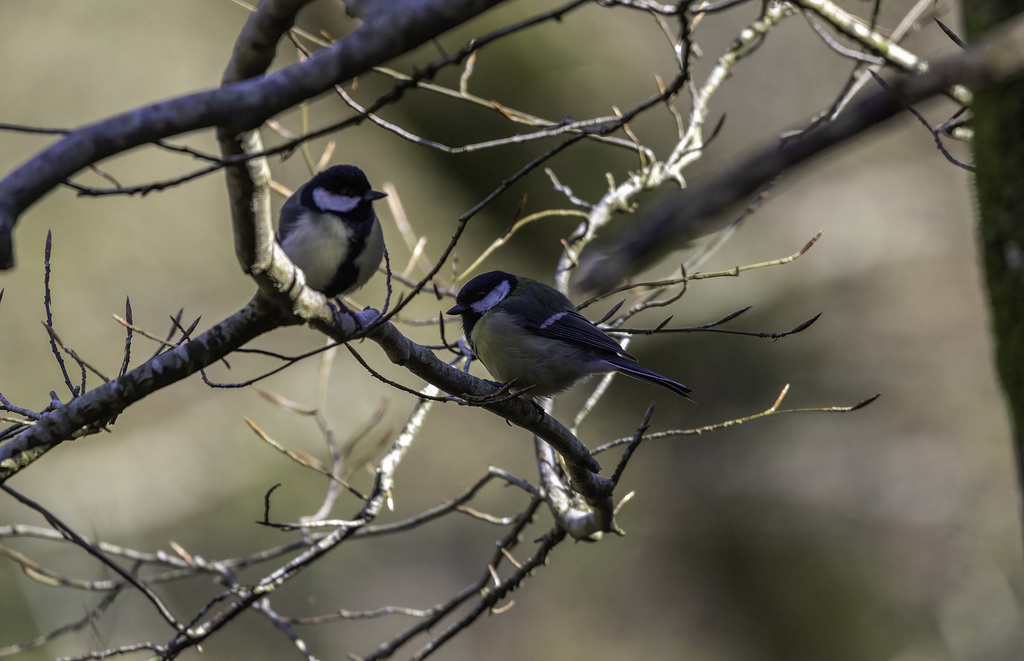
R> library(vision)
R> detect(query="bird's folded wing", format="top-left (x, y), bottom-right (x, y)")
top-left (528, 309), bottom-right (636, 361)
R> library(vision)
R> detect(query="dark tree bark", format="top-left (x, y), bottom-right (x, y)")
top-left (964, 2), bottom-right (1024, 516)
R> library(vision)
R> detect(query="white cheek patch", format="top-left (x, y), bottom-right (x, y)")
top-left (471, 280), bottom-right (511, 314)
top-left (313, 187), bottom-right (360, 214)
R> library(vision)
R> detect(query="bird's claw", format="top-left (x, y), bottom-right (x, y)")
top-left (455, 381), bottom-right (534, 406)
top-left (327, 299), bottom-right (366, 333)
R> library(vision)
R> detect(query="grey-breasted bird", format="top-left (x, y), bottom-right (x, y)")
top-left (277, 165), bottom-right (386, 298)
top-left (447, 270), bottom-right (693, 399)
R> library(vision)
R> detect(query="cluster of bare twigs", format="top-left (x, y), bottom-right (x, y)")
top-left (0, 0), bottom-right (981, 658)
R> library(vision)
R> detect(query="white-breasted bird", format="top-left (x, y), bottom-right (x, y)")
top-left (277, 165), bottom-right (386, 298)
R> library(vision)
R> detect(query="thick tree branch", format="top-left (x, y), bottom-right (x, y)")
top-left (220, 0), bottom-right (314, 279)
top-left (0, 297), bottom-right (287, 482)
top-left (575, 11), bottom-right (1024, 293)
top-left (0, 300), bottom-right (603, 484)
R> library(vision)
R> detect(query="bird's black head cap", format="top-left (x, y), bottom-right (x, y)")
top-left (301, 165), bottom-right (386, 214)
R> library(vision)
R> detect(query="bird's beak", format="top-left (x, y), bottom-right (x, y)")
top-left (446, 304), bottom-right (466, 315)
top-left (364, 189), bottom-right (388, 202)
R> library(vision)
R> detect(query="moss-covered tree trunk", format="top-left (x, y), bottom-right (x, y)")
top-left (964, 3), bottom-right (1024, 523)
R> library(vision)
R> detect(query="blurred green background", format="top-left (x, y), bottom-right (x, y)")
top-left (1, 1), bottom-right (1021, 659)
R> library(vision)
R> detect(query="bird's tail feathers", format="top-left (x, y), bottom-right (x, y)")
top-left (603, 356), bottom-right (694, 401)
